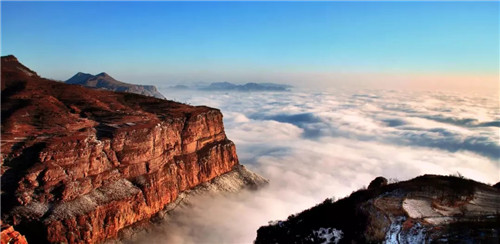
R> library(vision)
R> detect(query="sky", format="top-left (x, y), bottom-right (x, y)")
top-left (1, 1), bottom-right (499, 92)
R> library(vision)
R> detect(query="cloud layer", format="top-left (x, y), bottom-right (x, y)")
top-left (132, 89), bottom-right (499, 244)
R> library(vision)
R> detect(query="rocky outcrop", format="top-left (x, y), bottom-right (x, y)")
top-left (66, 72), bottom-right (165, 99)
top-left (0, 55), bottom-right (248, 243)
top-left (256, 175), bottom-right (500, 243)
top-left (1, 224), bottom-right (28, 244)
top-left (367, 176), bottom-right (387, 190)
top-left (493, 182), bottom-right (500, 189)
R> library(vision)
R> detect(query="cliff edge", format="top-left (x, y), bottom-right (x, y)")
top-left (0, 55), bottom-right (258, 243)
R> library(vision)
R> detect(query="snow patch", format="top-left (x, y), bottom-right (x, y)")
top-left (384, 217), bottom-right (428, 243)
top-left (402, 221), bottom-right (427, 243)
top-left (385, 216), bottom-right (405, 243)
top-left (313, 227), bottom-right (343, 244)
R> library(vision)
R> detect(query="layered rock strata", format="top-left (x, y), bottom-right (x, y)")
top-left (110, 164), bottom-right (269, 243)
top-left (255, 175), bottom-right (500, 243)
top-left (1, 55), bottom-right (243, 243)
top-left (1, 224), bottom-right (28, 244)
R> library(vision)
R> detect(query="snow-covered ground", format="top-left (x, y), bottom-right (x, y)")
top-left (313, 227), bottom-right (343, 244)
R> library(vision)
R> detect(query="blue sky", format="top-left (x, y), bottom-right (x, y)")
top-left (1, 1), bottom-right (498, 91)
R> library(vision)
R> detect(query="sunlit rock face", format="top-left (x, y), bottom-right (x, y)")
top-left (1, 224), bottom-right (28, 244)
top-left (255, 175), bottom-right (500, 243)
top-left (117, 164), bottom-right (269, 243)
top-left (1, 56), bottom-right (241, 243)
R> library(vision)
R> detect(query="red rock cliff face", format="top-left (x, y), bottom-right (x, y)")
top-left (1, 223), bottom-right (28, 244)
top-left (1, 56), bottom-right (239, 243)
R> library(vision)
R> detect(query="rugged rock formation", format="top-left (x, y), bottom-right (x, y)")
top-left (256, 175), bottom-right (500, 243)
top-left (367, 176), bottom-right (387, 190)
top-left (113, 164), bottom-right (268, 243)
top-left (1, 223), bottom-right (28, 244)
top-left (493, 182), bottom-right (500, 189)
top-left (66, 72), bottom-right (165, 99)
top-left (0, 55), bottom-right (256, 243)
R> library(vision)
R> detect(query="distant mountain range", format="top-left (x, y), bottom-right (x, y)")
top-left (170, 82), bottom-right (292, 92)
top-left (66, 72), bottom-right (165, 99)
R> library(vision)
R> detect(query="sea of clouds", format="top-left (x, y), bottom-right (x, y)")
top-left (133, 88), bottom-right (499, 244)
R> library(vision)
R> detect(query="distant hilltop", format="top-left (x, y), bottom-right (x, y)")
top-left (66, 72), bottom-right (165, 99)
top-left (170, 81), bottom-right (292, 92)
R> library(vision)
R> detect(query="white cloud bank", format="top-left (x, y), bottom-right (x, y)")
top-left (133, 88), bottom-right (499, 244)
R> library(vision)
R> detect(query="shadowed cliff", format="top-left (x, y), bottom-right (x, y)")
top-left (256, 175), bottom-right (500, 243)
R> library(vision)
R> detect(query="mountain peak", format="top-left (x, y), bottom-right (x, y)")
top-left (75, 72), bottom-right (91, 76)
top-left (66, 72), bottom-right (94, 85)
top-left (65, 71), bottom-right (165, 99)
top-left (1, 55), bottom-right (19, 62)
top-left (96, 72), bottom-right (110, 77)
top-left (1, 55), bottom-right (38, 77)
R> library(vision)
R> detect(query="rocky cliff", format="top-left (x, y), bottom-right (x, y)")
top-left (113, 164), bottom-right (268, 243)
top-left (1, 223), bottom-right (28, 244)
top-left (256, 175), bottom-right (500, 243)
top-left (66, 72), bottom-right (165, 99)
top-left (0, 55), bottom-right (250, 243)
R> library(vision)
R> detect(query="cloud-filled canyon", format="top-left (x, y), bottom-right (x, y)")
top-left (131, 88), bottom-right (499, 243)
